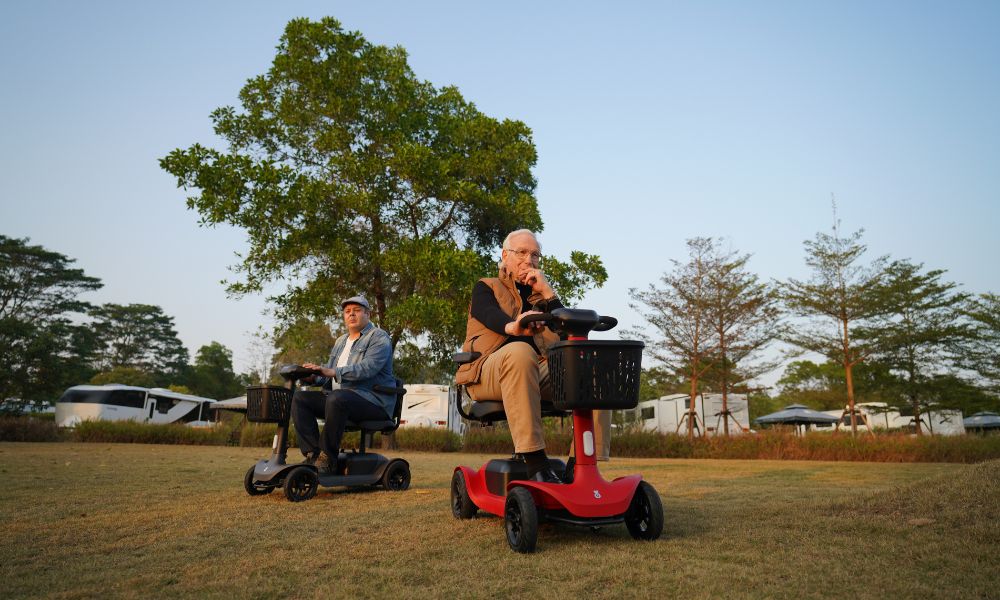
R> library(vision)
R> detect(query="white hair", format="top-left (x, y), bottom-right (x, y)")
top-left (502, 229), bottom-right (541, 251)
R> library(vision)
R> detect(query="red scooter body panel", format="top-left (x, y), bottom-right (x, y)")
top-left (508, 468), bottom-right (641, 517)
top-left (458, 463), bottom-right (641, 518)
top-left (457, 464), bottom-right (506, 516)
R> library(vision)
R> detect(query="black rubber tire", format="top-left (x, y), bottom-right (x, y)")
top-left (504, 487), bottom-right (538, 553)
top-left (450, 470), bottom-right (477, 519)
top-left (625, 480), bottom-right (664, 540)
top-left (283, 466), bottom-right (319, 502)
top-left (244, 465), bottom-right (273, 496)
top-left (382, 460), bottom-right (411, 491)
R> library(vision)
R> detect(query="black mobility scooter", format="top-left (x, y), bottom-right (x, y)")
top-left (451, 308), bottom-right (664, 552)
top-left (243, 364), bottom-right (411, 502)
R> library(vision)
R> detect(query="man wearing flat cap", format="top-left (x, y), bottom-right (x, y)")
top-left (295, 295), bottom-right (396, 473)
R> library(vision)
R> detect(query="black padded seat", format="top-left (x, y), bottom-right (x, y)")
top-left (349, 417), bottom-right (397, 433)
top-left (466, 399), bottom-right (567, 423)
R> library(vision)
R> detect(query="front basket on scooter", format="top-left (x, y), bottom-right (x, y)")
top-left (246, 385), bottom-right (292, 423)
top-left (547, 340), bottom-right (644, 410)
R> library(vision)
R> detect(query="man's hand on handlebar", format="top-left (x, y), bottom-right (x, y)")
top-left (504, 311), bottom-right (546, 337)
top-left (302, 363), bottom-right (333, 381)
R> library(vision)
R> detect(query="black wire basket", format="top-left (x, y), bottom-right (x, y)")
top-left (246, 385), bottom-right (292, 423)
top-left (546, 340), bottom-right (644, 410)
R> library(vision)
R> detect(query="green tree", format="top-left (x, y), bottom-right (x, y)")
top-left (89, 303), bottom-right (189, 385)
top-left (704, 243), bottom-right (783, 435)
top-left (393, 341), bottom-right (454, 385)
top-left (630, 238), bottom-right (723, 438)
top-left (186, 342), bottom-right (245, 400)
top-left (774, 359), bottom-right (898, 411)
top-left (160, 17), bottom-right (605, 359)
top-left (860, 260), bottom-right (972, 434)
top-left (272, 318), bottom-right (338, 372)
top-left (0, 235), bottom-right (102, 408)
top-left (783, 220), bottom-right (888, 435)
top-left (638, 366), bottom-right (685, 401)
top-left (90, 366), bottom-right (157, 388)
top-left (962, 293), bottom-right (1000, 393)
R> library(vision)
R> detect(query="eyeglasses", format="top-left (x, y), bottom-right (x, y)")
top-left (506, 248), bottom-right (543, 263)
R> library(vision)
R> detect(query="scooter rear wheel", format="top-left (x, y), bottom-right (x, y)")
top-left (382, 460), bottom-right (411, 491)
top-left (450, 471), bottom-right (477, 519)
top-left (625, 480), bottom-right (663, 540)
top-left (504, 487), bottom-right (538, 553)
top-left (244, 466), bottom-right (273, 496)
top-left (283, 466), bottom-right (319, 502)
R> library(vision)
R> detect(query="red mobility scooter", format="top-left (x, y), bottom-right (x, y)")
top-left (450, 308), bottom-right (663, 552)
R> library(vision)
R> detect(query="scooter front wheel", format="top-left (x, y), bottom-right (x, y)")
top-left (625, 480), bottom-right (664, 540)
top-left (244, 466), bottom-right (273, 496)
top-left (504, 487), bottom-right (538, 553)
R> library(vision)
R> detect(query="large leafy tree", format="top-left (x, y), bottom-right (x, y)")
top-left (962, 293), bottom-right (1000, 394)
top-left (186, 342), bottom-right (245, 400)
top-left (631, 238), bottom-right (781, 437)
top-left (704, 243), bottom-right (783, 435)
top-left (160, 17), bottom-right (604, 358)
top-left (774, 359), bottom-right (898, 411)
top-left (271, 317), bottom-right (339, 373)
top-left (89, 303), bottom-right (189, 385)
top-left (0, 235), bottom-right (102, 408)
top-left (783, 222), bottom-right (888, 434)
top-left (630, 238), bottom-right (723, 438)
top-left (859, 260), bottom-right (972, 434)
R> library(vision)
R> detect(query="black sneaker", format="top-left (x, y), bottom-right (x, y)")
top-left (302, 451), bottom-right (320, 466)
top-left (531, 468), bottom-right (563, 484)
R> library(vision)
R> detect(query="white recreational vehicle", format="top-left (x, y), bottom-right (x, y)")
top-left (55, 384), bottom-right (216, 428)
top-left (819, 403), bottom-right (966, 435)
top-left (633, 393), bottom-right (751, 436)
top-left (399, 384), bottom-right (464, 435)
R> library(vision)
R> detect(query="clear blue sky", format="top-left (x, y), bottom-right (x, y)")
top-left (2, 1), bottom-right (998, 383)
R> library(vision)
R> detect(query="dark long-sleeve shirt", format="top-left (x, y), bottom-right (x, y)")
top-left (470, 281), bottom-right (564, 354)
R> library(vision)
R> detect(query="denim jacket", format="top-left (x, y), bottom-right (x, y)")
top-left (317, 322), bottom-right (396, 416)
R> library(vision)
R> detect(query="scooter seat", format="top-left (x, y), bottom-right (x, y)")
top-left (347, 418), bottom-right (396, 433)
top-left (469, 400), bottom-right (567, 423)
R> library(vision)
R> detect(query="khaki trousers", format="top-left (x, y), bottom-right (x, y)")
top-left (468, 342), bottom-right (610, 459)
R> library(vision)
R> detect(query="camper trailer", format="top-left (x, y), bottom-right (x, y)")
top-left (634, 393), bottom-right (750, 436)
top-left (55, 384), bottom-right (216, 428)
top-left (820, 403), bottom-right (966, 435)
top-left (399, 384), bottom-right (464, 435)
top-left (819, 402), bottom-right (902, 432)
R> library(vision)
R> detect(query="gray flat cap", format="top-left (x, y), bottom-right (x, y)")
top-left (341, 295), bottom-right (371, 310)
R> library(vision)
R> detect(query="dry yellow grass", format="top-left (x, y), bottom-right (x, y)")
top-left (1, 443), bottom-right (996, 599)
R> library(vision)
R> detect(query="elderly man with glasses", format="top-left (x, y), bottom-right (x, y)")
top-left (455, 229), bottom-right (610, 483)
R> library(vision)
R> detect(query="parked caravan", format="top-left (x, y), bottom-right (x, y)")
top-left (820, 403), bottom-right (966, 435)
top-left (55, 384), bottom-right (216, 428)
top-left (634, 393), bottom-right (750, 436)
top-left (819, 402), bottom-right (902, 432)
top-left (905, 409), bottom-right (966, 435)
top-left (399, 384), bottom-right (464, 435)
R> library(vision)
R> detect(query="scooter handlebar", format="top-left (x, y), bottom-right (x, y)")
top-left (518, 312), bottom-right (552, 327)
top-left (517, 310), bottom-right (618, 335)
top-left (593, 316), bottom-right (618, 332)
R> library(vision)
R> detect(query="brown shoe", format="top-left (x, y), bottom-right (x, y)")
top-left (317, 453), bottom-right (338, 474)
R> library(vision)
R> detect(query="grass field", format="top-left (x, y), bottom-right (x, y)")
top-left (1, 443), bottom-right (997, 599)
